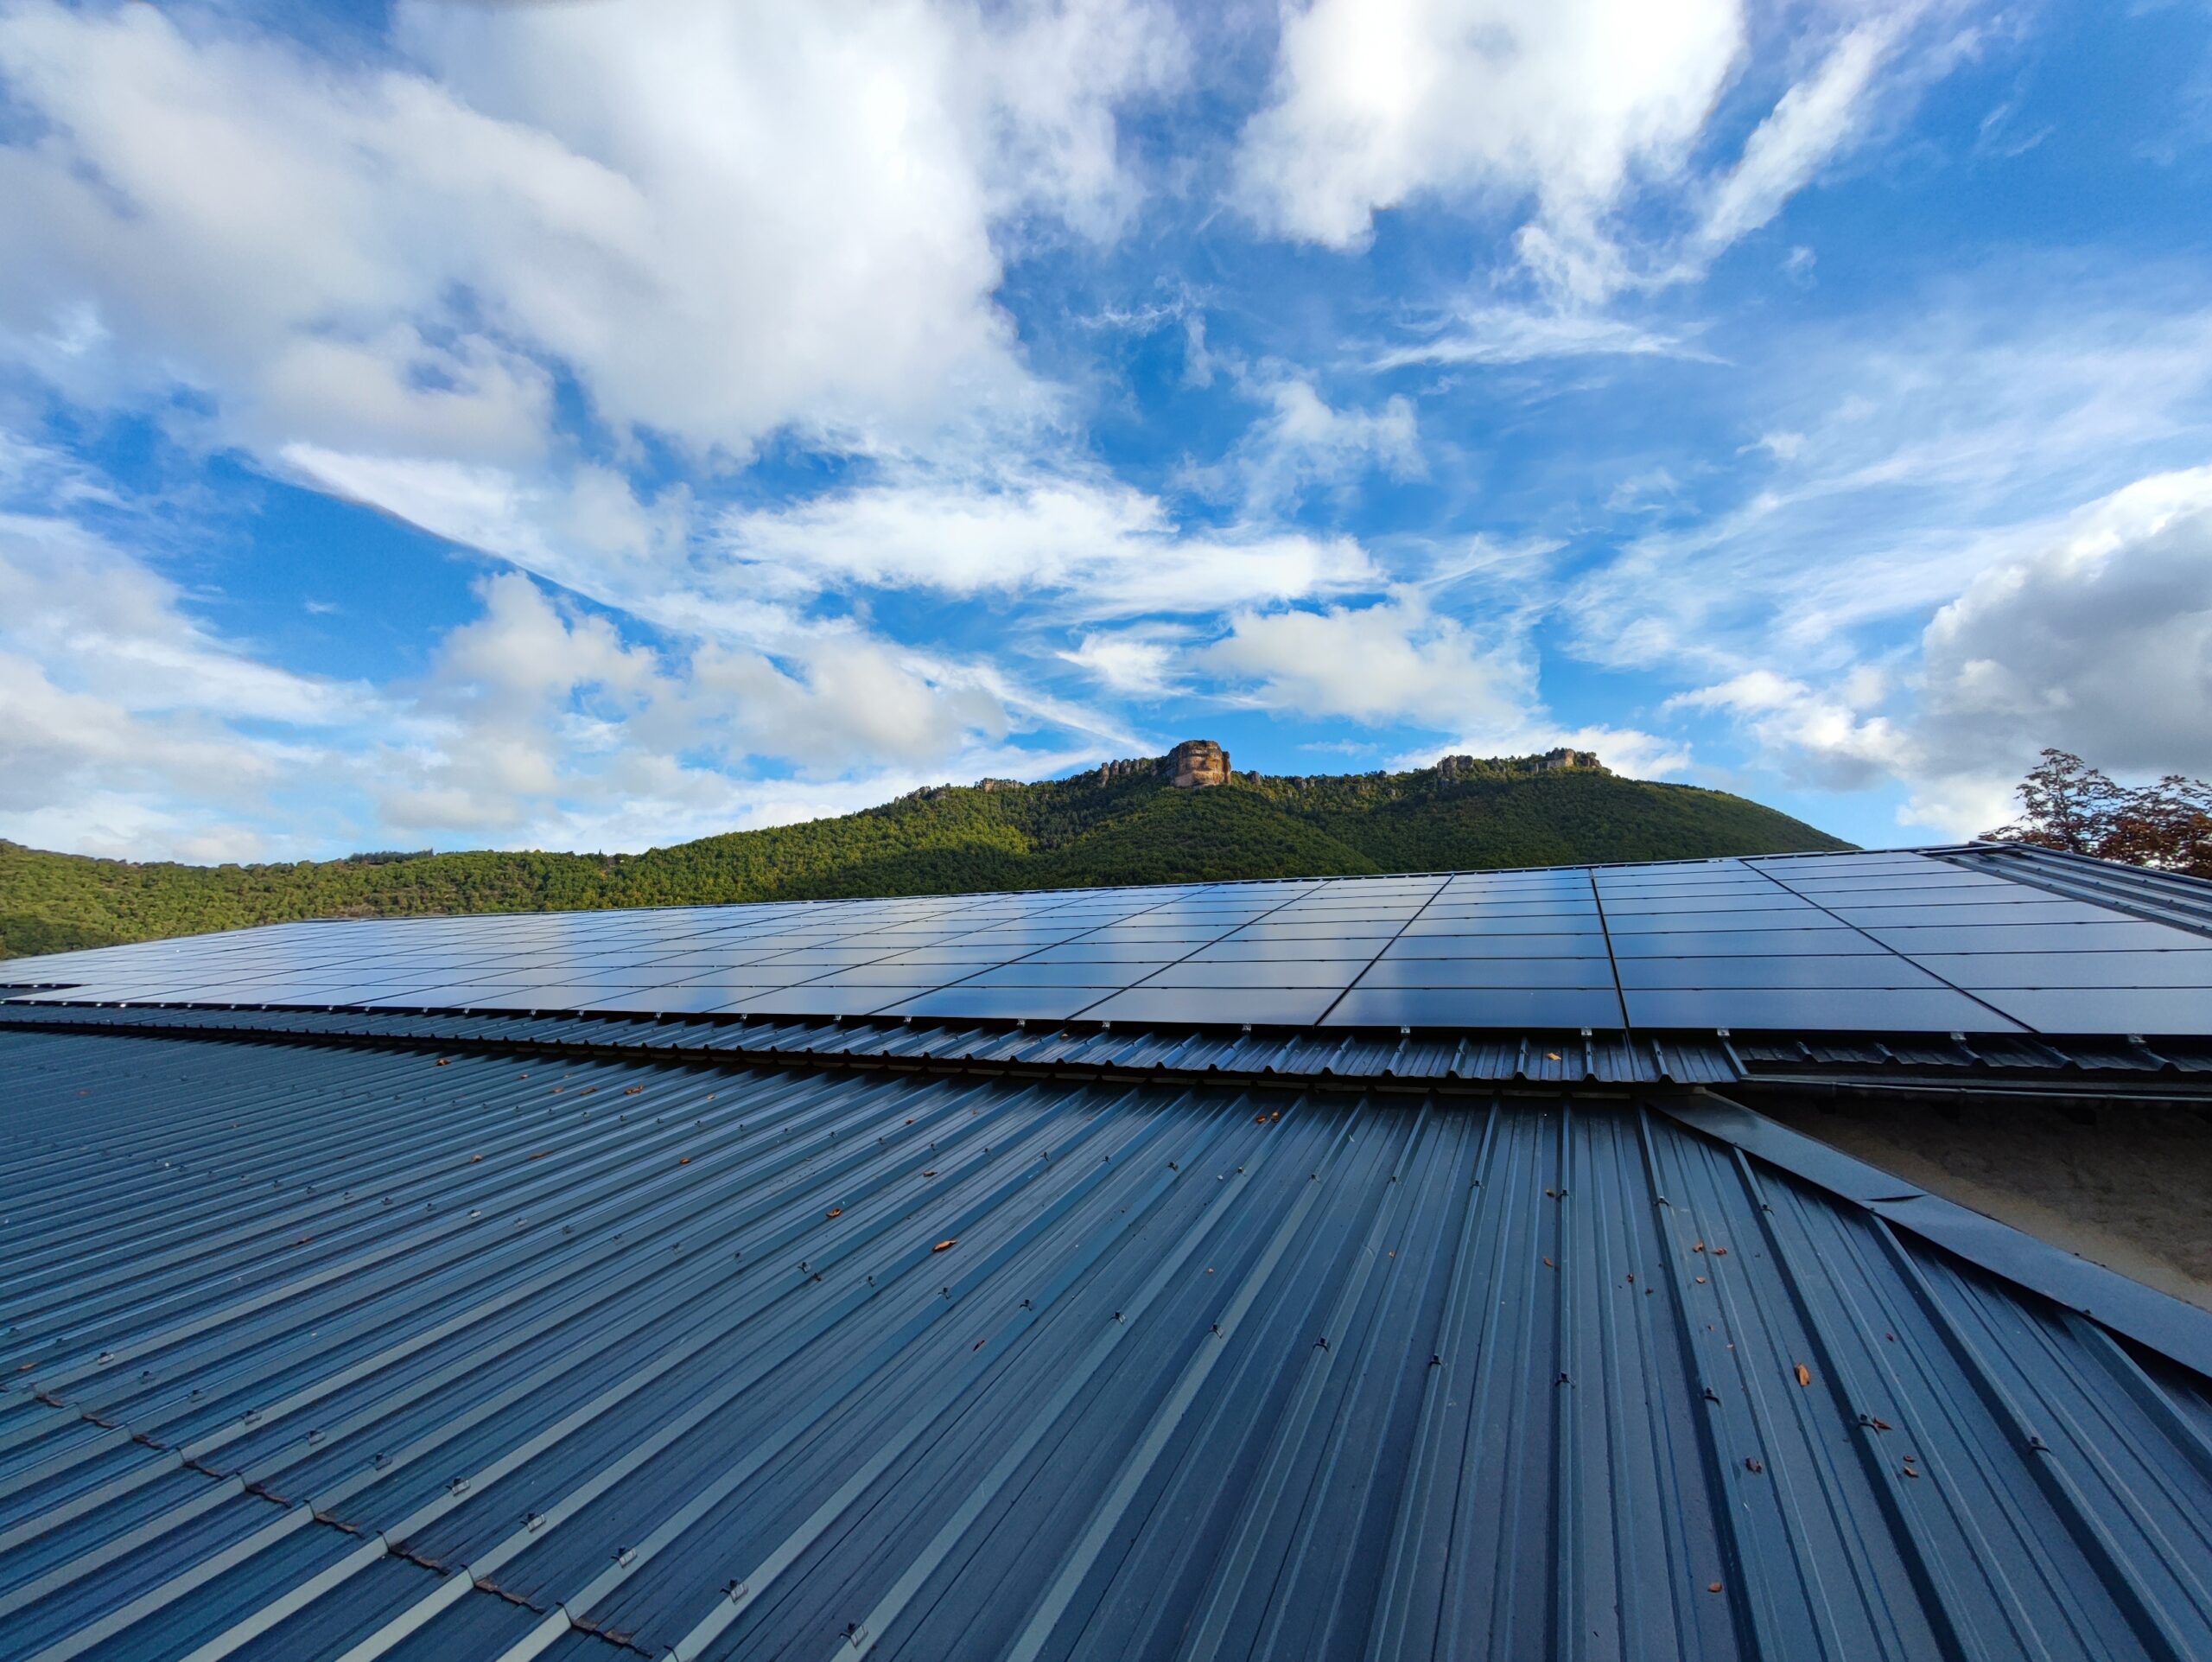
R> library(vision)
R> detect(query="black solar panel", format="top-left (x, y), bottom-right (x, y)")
top-left (1605, 927), bottom-right (1883, 956)
top-left (1382, 933), bottom-right (1610, 958)
top-left (1352, 958), bottom-right (1616, 988)
top-left (1612, 955), bottom-right (1948, 989)
top-left (1323, 986), bottom-right (1629, 1028)
top-left (1967, 989), bottom-right (2212, 1035)
top-left (1082, 986), bottom-right (1342, 1025)
top-left (5, 849), bottom-right (2208, 1036)
top-left (1623, 987), bottom-right (2016, 1030)
top-left (1137, 960), bottom-right (1361, 989)
top-left (1916, 951), bottom-right (2212, 989)
top-left (883, 984), bottom-right (1102, 1022)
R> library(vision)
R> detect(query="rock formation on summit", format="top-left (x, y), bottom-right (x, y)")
top-left (1433, 747), bottom-right (1605, 780)
top-left (1163, 739), bottom-right (1230, 788)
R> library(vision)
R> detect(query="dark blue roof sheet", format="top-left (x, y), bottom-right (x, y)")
top-left (9, 847), bottom-right (2211, 1038)
top-left (11, 1001), bottom-right (2212, 1098)
top-left (0, 1001), bottom-right (1743, 1086)
top-left (4, 1028), bottom-right (2211, 1660)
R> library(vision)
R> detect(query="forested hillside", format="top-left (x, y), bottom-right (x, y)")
top-left (0, 752), bottom-right (1848, 958)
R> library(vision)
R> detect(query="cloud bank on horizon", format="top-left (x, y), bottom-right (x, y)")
top-left (0, 0), bottom-right (2208, 862)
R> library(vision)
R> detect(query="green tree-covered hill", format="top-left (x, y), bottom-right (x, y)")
top-left (0, 752), bottom-right (1849, 959)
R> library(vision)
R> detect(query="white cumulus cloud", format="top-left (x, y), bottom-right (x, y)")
top-left (1209, 589), bottom-right (1536, 729)
top-left (1240, 0), bottom-right (1961, 304)
top-left (1903, 466), bottom-right (2212, 831)
top-left (1236, 0), bottom-right (1745, 264)
top-left (0, 0), bottom-right (1181, 472)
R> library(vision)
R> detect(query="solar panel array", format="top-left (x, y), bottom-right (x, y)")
top-left (5, 849), bottom-right (2209, 1035)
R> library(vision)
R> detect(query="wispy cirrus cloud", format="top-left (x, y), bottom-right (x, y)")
top-left (1370, 305), bottom-right (1714, 369)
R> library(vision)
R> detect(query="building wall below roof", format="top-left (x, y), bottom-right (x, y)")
top-left (1754, 1096), bottom-right (2212, 1313)
top-left (2, 1031), bottom-right (2210, 1661)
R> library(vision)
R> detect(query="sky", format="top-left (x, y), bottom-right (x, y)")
top-left (1, 0), bottom-right (2209, 864)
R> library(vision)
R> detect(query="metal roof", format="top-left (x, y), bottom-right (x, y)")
top-left (10, 846), bottom-right (2212, 1039)
top-left (0, 1002), bottom-right (1744, 1087)
top-left (4, 1026), bottom-right (2212, 1660)
top-left (12, 1002), bottom-right (2212, 1099)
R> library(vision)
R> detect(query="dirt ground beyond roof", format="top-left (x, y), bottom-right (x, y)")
top-left (1758, 1097), bottom-right (2212, 1313)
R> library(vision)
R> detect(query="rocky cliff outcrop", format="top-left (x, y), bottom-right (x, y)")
top-left (1535, 747), bottom-right (1604, 772)
top-left (1433, 748), bottom-right (1605, 780)
top-left (1162, 739), bottom-right (1230, 788)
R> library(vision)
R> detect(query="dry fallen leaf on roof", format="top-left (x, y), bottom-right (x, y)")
top-left (932, 1239), bottom-right (957, 1252)
top-left (1795, 1363), bottom-right (1812, 1387)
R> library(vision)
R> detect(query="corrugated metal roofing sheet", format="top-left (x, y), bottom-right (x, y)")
top-left (0, 1003), bottom-right (1742, 1086)
top-left (3, 1028), bottom-right (2211, 1660)
top-left (18, 1003), bottom-right (2212, 1095)
top-left (1728, 1030), bottom-right (2212, 1079)
top-left (1935, 843), bottom-right (2212, 937)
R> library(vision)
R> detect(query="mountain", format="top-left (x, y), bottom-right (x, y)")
top-left (0, 746), bottom-right (1849, 959)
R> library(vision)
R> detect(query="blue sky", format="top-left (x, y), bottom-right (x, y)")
top-left (2, 0), bottom-right (2209, 863)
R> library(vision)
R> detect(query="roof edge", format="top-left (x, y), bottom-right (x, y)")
top-left (1657, 1092), bottom-right (2212, 1382)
